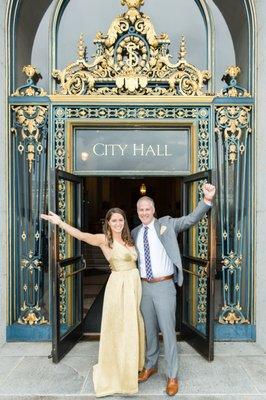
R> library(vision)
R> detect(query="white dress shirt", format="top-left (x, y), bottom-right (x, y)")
top-left (136, 219), bottom-right (174, 278)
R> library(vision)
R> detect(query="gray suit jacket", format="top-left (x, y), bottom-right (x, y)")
top-left (131, 199), bottom-right (212, 286)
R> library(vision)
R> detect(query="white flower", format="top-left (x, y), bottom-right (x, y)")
top-left (160, 225), bottom-right (167, 235)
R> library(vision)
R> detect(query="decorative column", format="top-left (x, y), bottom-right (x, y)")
top-left (10, 66), bottom-right (49, 326)
top-left (215, 67), bottom-right (253, 325)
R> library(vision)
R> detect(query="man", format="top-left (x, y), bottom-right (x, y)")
top-left (131, 183), bottom-right (215, 396)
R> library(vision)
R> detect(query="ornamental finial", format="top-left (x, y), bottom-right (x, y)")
top-left (121, 0), bottom-right (144, 10)
top-left (77, 33), bottom-right (86, 60)
top-left (179, 35), bottom-right (187, 60)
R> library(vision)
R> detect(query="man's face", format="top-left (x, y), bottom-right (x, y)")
top-left (137, 199), bottom-right (155, 225)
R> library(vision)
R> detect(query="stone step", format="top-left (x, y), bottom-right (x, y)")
top-left (0, 342), bottom-right (265, 399)
top-left (0, 390), bottom-right (263, 397)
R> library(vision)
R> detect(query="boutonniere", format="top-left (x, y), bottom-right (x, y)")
top-left (160, 225), bottom-right (167, 235)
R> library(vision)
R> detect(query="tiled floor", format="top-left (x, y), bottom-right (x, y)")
top-left (0, 342), bottom-right (265, 399)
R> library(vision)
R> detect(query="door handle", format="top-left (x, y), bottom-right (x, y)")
top-left (65, 258), bottom-right (86, 278)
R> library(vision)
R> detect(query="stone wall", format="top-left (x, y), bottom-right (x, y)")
top-left (0, 0), bottom-right (7, 345)
top-left (254, 0), bottom-right (266, 351)
top-left (0, 0), bottom-right (266, 350)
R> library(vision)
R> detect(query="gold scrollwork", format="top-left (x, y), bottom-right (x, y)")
top-left (215, 106), bottom-right (251, 164)
top-left (18, 255), bottom-right (48, 325)
top-left (221, 311), bottom-right (241, 324)
top-left (219, 309), bottom-right (249, 325)
top-left (12, 105), bottom-right (47, 172)
top-left (219, 66), bottom-right (251, 98)
top-left (53, 1), bottom-right (210, 96)
top-left (12, 65), bottom-right (47, 97)
top-left (18, 312), bottom-right (47, 326)
top-left (219, 251), bottom-right (249, 324)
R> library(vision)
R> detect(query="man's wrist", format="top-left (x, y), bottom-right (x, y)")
top-left (204, 198), bottom-right (213, 206)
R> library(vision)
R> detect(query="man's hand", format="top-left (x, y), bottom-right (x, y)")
top-left (203, 183), bottom-right (216, 203)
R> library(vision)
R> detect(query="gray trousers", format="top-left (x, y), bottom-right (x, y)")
top-left (140, 279), bottom-right (179, 378)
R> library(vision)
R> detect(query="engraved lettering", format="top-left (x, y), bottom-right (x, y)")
top-left (133, 144), bottom-right (144, 156)
top-left (93, 143), bottom-right (105, 156)
top-left (145, 145), bottom-right (156, 156)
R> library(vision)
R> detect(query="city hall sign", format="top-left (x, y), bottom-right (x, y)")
top-left (73, 127), bottom-right (190, 175)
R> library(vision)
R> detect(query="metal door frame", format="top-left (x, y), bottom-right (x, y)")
top-left (180, 170), bottom-right (216, 361)
top-left (49, 169), bottom-right (85, 363)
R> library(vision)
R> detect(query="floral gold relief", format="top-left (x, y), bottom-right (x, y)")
top-left (219, 66), bottom-right (251, 98)
top-left (53, 0), bottom-right (211, 96)
top-left (215, 106), bottom-right (251, 164)
top-left (12, 105), bottom-right (48, 173)
top-left (12, 65), bottom-right (47, 97)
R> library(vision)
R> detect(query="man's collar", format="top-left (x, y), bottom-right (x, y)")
top-left (143, 218), bottom-right (155, 229)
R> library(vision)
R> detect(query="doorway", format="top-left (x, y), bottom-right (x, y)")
top-left (51, 169), bottom-right (215, 362)
top-left (82, 176), bottom-right (182, 333)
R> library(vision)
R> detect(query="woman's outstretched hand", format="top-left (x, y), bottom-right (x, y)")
top-left (41, 211), bottom-right (62, 225)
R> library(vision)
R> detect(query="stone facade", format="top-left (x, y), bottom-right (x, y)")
top-left (254, 0), bottom-right (266, 351)
top-left (0, 0), bottom-right (266, 350)
top-left (0, 0), bottom-right (7, 346)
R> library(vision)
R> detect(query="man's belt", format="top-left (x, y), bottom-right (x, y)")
top-left (141, 274), bottom-right (174, 283)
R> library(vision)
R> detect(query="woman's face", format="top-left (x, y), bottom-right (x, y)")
top-left (108, 212), bottom-right (125, 234)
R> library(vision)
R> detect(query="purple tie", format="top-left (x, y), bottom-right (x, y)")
top-left (143, 226), bottom-right (153, 280)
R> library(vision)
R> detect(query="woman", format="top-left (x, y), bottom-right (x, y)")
top-left (41, 208), bottom-right (145, 397)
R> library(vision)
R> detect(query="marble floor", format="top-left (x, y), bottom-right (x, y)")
top-left (0, 341), bottom-right (265, 399)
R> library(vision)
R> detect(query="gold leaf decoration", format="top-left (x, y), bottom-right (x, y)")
top-left (53, 2), bottom-right (210, 96)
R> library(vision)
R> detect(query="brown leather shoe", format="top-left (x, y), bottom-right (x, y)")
top-left (166, 378), bottom-right (179, 396)
top-left (138, 367), bottom-right (158, 382)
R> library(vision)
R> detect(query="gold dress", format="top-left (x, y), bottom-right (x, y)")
top-left (93, 240), bottom-right (145, 397)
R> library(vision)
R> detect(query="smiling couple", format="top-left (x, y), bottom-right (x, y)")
top-left (41, 183), bottom-right (215, 397)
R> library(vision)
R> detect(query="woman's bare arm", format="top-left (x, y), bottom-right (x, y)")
top-left (41, 211), bottom-right (105, 247)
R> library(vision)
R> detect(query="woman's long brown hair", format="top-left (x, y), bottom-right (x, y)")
top-left (103, 208), bottom-right (134, 248)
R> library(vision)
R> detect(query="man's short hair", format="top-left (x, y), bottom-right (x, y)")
top-left (137, 196), bottom-right (155, 208)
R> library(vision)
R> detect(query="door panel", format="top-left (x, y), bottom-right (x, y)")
top-left (49, 169), bottom-right (85, 363)
top-left (181, 170), bottom-right (216, 361)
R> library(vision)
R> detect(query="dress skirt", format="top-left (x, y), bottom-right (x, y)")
top-left (93, 267), bottom-right (145, 397)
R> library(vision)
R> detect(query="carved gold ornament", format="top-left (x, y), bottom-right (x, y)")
top-left (12, 105), bottom-right (47, 172)
top-left (215, 106), bottom-right (251, 164)
top-left (219, 66), bottom-right (251, 97)
top-left (219, 251), bottom-right (249, 324)
top-left (18, 254), bottom-right (48, 325)
top-left (12, 105), bottom-right (47, 141)
top-left (18, 311), bottom-right (47, 325)
top-left (53, 1), bottom-right (211, 96)
top-left (12, 65), bottom-right (47, 97)
top-left (219, 309), bottom-right (249, 325)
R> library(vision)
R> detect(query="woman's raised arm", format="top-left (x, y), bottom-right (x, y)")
top-left (41, 211), bottom-right (105, 247)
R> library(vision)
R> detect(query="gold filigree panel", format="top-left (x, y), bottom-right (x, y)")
top-left (53, 1), bottom-right (211, 96)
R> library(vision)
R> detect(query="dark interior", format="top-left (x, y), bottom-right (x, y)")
top-left (82, 176), bottom-right (182, 333)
